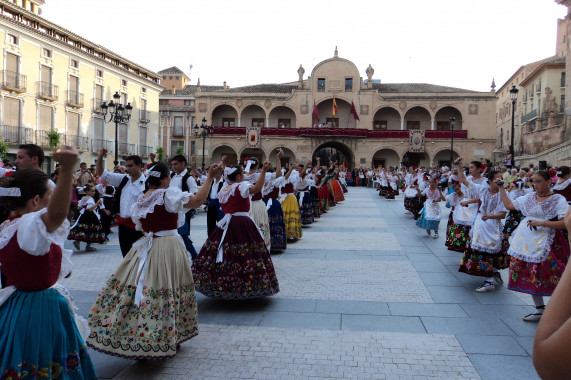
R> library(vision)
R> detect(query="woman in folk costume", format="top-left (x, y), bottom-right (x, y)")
top-left (68, 184), bottom-right (106, 252)
top-left (243, 157), bottom-right (271, 249)
top-left (386, 170), bottom-right (400, 200)
top-left (328, 163), bottom-right (345, 203)
top-left (403, 167), bottom-right (417, 212)
top-left (445, 183), bottom-right (478, 252)
top-left (415, 176), bottom-right (446, 238)
top-left (307, 157), bottom-right (322, 219)
top-left (281, 164), bottom-right (303, 239)
top-left (456, 158), bottom-right (508, 293)
top-left (378, 168), bottom-right (389, 197)
top-left (87, 162), bottom-right (221, 360)
top-left (192, 161), bottom-right (279, 299)
top-left (499, 181), bottom-right (530, 257)
top-left (0, 147), bottom-right (97, 379)
top-left (295, 166), bottom-right (316, 225)
top-left (498, 170), bottom-right (570, 321)
top-left (552, 165), bottom-right (571, 204)
top-left (262, 149), bottom-right (287, 252)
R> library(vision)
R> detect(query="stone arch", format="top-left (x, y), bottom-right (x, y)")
top-left (315, 97), bottom-right (355, 128)
top-left (434, 106), bottom-right (463, 130)
top-left (430, 147), bottom-right (461, 167)
top-left (372, 106), bottom-right (403, 130)
top-left (211, 144), bottom-right (239, 165)
top-left (267, 146), bottom-right (297, 166)
top-left (312, 140), bottom-right (355, 169)
top-left (239, 104), bottom-right (267, 127)
top-left (403, 106), bottom-right (432, 130)
top-left (372, 148), bottom-right (401, 168)
top-left (238, 147), bottom-right (267, 164)
top-left (211, 104), bottom-right (239, 127)
top-left (268, 105), bottom-right (297, 128)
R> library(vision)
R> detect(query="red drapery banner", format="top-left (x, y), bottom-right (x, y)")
top-left (312, 100), bottom-right (319, 122)
top-left (350, 101), bottom-right (360, 121)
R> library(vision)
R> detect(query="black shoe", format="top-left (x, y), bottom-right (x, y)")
top-left (493, 272), bottom-right (504, 285)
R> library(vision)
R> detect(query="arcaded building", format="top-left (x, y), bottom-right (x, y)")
top-left (160, 49), bottom-right (497, 169)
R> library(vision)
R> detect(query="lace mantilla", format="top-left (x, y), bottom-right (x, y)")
top-left (243, 172), bottom-right (261, 184)
top-left (553, 178), bottom-right (571, 191)
top-left (131, 189), bottom-right (167, 221)
top-left (0, 218), bottom-right (21, 250)
top-left (217, 183), bottom-right (241, 204)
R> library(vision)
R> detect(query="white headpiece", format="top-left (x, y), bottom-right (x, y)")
top-left (0, 187), bottom-right (21, 197)
top-left (244, 160), bottom-right (255, 173)
top-left (147, 171), bottom-right (161, 178)
top-left (224, 167), bottom-right (238, 181)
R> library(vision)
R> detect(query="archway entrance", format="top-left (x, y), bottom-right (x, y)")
top-left (312, 141), bottom-right (354, 169)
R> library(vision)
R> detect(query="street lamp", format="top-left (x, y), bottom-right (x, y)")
top-left (193, 117), bottom-right (213, 171)
top-left (449, 116), bottom-right (456, 165)
top-left (101, 91), bottom-right (133, 164)
top-left (509, 85), bottom-right (519, 159)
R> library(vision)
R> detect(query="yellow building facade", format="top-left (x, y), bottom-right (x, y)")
top-left (0, 0), bottom-right (162, 171)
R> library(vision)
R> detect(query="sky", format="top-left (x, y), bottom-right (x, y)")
top-left (42, 0), bottom-right (568, 92)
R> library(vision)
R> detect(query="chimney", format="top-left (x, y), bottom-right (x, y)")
top-left (171, 86), bottom-right (175, 95)
top-left (223, 81), bottom-right (227, 89)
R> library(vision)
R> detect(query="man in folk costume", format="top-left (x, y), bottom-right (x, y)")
top-left (207, 156), bottom-right (227, 236)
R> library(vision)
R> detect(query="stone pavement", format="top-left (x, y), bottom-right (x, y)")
top-left (62, 187), bottom-right (542, 379)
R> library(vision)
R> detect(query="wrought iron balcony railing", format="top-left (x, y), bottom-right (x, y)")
top-left (139, 110), bottom-right (150, 123)
top-left (1, 70), bottom-right (26, 93)
top-left (65, 134), bottom-right (89, 150)
top-left (138, 145), bottom-right (152, 157)
top-left (66, 90), bottom-right (84, 108)
top-left (118, 142), bottom-right (136, 155)
top-left (36, 81), bottom-right (58, 101)
top-left (1, 125), bottom-right (33, 144)
top-left (91, 138), bottom-right (114, 153)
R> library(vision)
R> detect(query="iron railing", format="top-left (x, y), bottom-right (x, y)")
top-left (36, 81), bottom-right (58, 101)
top-left (521, 109), bottom-right (538, 123)
top-left (139, 110), bottom-right (150, 123)
top-left (118, 142), bottom-right (136, 155)
top-left (65, 134), bottom-right (89, 150)
top-left (138, 145), bottom-right (152, 157)
top-left (1, 125), bottom-right (33, 144)
top-left (1, 70), bottom-right (26, 92)
top-left (91, 138), bottom-right (114, 153)
top-left (93, 98), bottom-right (103, 113)
top-left (66, 90), bottom-right (84, 108)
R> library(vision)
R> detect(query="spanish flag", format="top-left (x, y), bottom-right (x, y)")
top-left (332, 96), bottom-right (338, 117)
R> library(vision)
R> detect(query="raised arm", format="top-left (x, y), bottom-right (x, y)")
top-left (275, 149), bottom-right (283, 178)
top-left (183, 164), bottom-right (222, 209)
top-left (284, 163), bottom-right (296, 180)
top-left (250, 161), bottom-right (271, 195)
top-left (96, 147), bottom-right (107, 177)
top-left (533, 207), bottom-right (571, 379)
top-left (454, 158), bottom-right (470, 187)
top-left (498, 185), bottom-right (516, 211)
top-left (42, 146), bottom-right (78, 232)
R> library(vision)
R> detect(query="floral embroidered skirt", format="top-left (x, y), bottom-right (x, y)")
top-left (310, 187), bottom-right (321, 218)
top-left (330, 180), bottom-right (345, 203)
top-left (379, 186), bottom-right (388, 197)
top-left (263, 198), bottom-right (287, 251)
top-left (250, 199), bottom-right (271, 249)
top-left (192, 215), bottom-right (279, 299)
top-left (319, 185), bottom-right (331, 212)
top-left (459, 235), bottom-right (509, 277)
top-left (67, 211), bottom-right (106, 243)
top-left (500, 210), bottom-right (523, 255)
top-left (507, 229), bottom-right (570, 296)
top-left (281, 194), bottom-right (303, 239)
top-left (445, 214), bottom-right (471, 252)
top-left (404, 196), bottom-right (416, 212)
top-left (0, 288), bottom-right (97, 379)
top-left (87, 235), bottom-right (198, 360)
top-left (385, 186), bottom-right (399, 200)
top-left (296, 191), bottom-right (315, 225)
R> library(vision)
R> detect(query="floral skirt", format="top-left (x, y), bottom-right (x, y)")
top-left (67, 211), bottom-right (106, 243)
top-left (263, 198), bottom-right (287, 251)
top-left (445, 214), bottom-right (470, 252)
top-left (310, 187), bottom-right (321, 218)
top-left (500, 210), bottom-right (523, 255)
top-left (379, 186), bottom-right (388, 197)
top-left (0, 289), bottom-right (97, 379)
top-left (282, 194), bottom-right (303, 239)
top-left (404, 197), bottom-right (416, 212)
top-left (250, 199), bottom-right (271, 249)
top-left (385, 186), bottom-right (399, 200)
top-left (192, 215), bottom-right (279, 299)
top-left (296, 191), bottom-right (315, 225)
top-left (330, 180), bottom-right (345, 203)
top-left (459, 235), bottom-right (508, 277)
top-left (319, 185), bottom-right (330, 212)
top-left (507, 229), bottom-right (570, 296)
top-left (87, 236), bottom-right (198, 360)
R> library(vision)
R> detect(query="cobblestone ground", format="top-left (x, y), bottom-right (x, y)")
top-left (63, 187), bottom-right (541, 380)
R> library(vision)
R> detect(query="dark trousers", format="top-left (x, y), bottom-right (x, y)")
top-left (118, 224), bottom-right (144, 257)
top-left (207, 201), bottom-right (224, 236)
top-left (178, 214), bottom-right (198, 259)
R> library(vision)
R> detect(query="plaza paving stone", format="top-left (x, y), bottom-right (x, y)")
top-left (62, 187), bottom-right (541, 379)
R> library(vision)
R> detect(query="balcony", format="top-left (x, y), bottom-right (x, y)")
top-left (36, 81), bottom-right (58, 101)
top-left (172, 127), bottom-right (184, 137)
top-left (66, 90), bottom-right (84, 108)
top-left (139, 110), bottom-right (150, 123)
top-left (1, 70), bottom-right (26, 93)
top-left (521, 109), bottom-right (538, 124)
top-left (299, 127), bottom-right (368, 138)
top-left (367, 130), bottom-right (410, 139)
top-left (91, 138), bottom-right (114, 153)
top-left (1, 125), bottom-right (33, 144)
top-left (261, 128), bottom-right (300, 137)
top-left (213, 126), bottom-right (246, 135)
top-left (138, 145), bottom-right (152, 157)
top-left (118, 142), bottom-right (136, 155)
top-left (65, 134), bottom-right (89, 150)
top-left (425, 130), bottom-right (468, 139)
top-left (93, 98), bottom-right (103, 113)
top-left (35, 129), bottom-right (57, 147)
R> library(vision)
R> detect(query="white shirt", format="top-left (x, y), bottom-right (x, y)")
top-left (169, 169), bottom-right (198, 194)
top-left (100, 170), bottom-right (146, 218)
top-left (209, 177), bottom-right (224, 200)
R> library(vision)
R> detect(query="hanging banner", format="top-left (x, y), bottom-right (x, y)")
top-left (246, 126), bottom-right (261, 148)
top-left (409, 130), bottom-right (425, 152)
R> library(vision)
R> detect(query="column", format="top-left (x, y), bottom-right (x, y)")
top-left (401, 118), bottom-right (405, 130)
top-left (431, 119), bottom-right (435, 130)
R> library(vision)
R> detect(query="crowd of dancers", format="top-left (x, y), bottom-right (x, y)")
top-left (385, 159), bottom-right (571, 322)
top-left (0, 145), bottom-right (352, 376)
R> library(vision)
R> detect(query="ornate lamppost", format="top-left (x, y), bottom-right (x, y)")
top-left (509, 85), bottom-right (519, 158)
top-left (193, 117), bottom-right (213, 171)
top-left (449, 116), bottom-right (456, 165)
top-left (101, 91), bottom-right (132, 165)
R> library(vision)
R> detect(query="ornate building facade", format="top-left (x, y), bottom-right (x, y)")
top-left (161, 49), bottom-right (497, 169)
top-left (0, 0), bottom-right (162, 171)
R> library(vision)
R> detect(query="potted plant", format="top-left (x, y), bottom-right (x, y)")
top-left (155, 146), bottom-right (164, 162)
top-left (47, 128), bottom-right (61, 148)
top-left (175, 146), bottom-right (184, 156)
